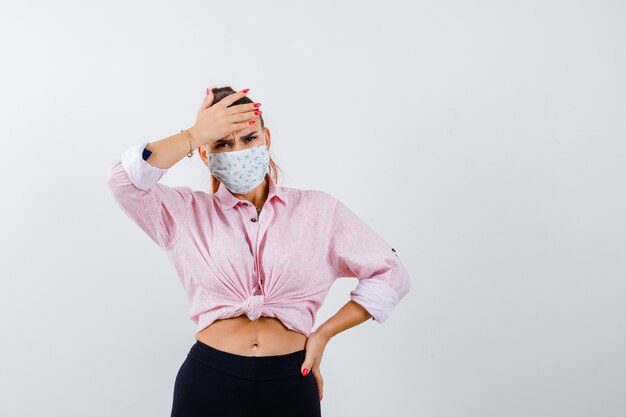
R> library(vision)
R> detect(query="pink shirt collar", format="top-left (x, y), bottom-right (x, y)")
top-left (214, 172), bottom-right (288, 210)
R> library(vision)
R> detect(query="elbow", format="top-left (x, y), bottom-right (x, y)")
top-left (395, 264), bottom-right (412, 301)
top-left (349, 277), bottom-right (400, 323)
top-left (105, 161), bottom-right (121, 194)
top-left (105, 160), bottom-right (129, 197)
top-left (105, 160), bottom-right (146, 205)
top-left (350, 261), bottom-right (412, 324)
top-left (389, 252), bottom-right (412, 301)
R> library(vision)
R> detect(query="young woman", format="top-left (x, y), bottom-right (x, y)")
top-left (106, 86), bottom-right (412, 417)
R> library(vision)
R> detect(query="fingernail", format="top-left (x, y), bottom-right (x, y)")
top-left (302, 368), bottom-right (308, 376)
top-left (242, 88), bottom-right (250, 94)
top-left (248, 120), bottom-right (255, 125)
top-left (253, 103), bottom-right (262, 107)
top-left (320, 394), bottom-right (323, 400)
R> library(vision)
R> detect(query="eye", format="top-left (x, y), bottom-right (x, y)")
top-left (215, 136), bottom-right (257, 149)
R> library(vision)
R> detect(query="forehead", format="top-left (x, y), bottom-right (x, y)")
top-left (216, 127), bottom-right (260, 142)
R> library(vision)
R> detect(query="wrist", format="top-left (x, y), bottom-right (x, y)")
top-left (312, 327), bottom-right (334, 342)
top-left (186, 126), bottom-right (204, 147)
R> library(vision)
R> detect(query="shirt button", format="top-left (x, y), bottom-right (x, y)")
top-left (251, 218), bottom-right (257, 222)
top-left (243, 202), bottom-right (248, 206)
top-left (391, 248), bottom-right (396, 252)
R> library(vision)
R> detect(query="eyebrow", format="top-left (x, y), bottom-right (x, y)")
top-left (215, 132), bottom-right (257, 143)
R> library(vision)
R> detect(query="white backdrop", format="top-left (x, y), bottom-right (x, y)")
top-left (1, 1), bottom-right (625, 416)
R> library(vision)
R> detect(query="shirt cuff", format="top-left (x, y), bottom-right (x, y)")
top-left (350, 279), bottom-right (400, 323)
top-left (120, 141), bottom-right (168, 191)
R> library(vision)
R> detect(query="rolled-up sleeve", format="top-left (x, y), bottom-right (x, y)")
top-left (328, 198), bottom-right (412, 323)
top-left (105, 141), bottom-right (193, 250)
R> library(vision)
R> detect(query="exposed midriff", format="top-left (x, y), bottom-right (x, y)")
top-left (195, 315), bottom-right (307, 357)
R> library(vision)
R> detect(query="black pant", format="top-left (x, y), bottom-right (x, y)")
top-left (170, 340), bottom-right (322, 417)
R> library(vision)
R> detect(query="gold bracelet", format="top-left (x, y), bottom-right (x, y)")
top-left (180, 129), bottom-right (194, 158)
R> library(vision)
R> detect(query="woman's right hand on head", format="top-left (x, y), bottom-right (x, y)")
top-left (188, 88), bottom-right (262, 147)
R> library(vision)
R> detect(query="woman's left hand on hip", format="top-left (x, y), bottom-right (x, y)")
top-left (300, 330), bottom-right (330, 400)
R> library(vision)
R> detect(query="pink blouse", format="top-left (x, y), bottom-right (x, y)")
top-left (105, 141), bottom-right (412, 337)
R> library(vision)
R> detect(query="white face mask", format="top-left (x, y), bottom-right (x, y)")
top-left (204, 144), bottom-right (270, 194)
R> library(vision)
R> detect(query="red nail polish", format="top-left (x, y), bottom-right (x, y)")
top-left (253, 103), bottom-right (261, 107)
top-left (242, 88), bottom-right (250, 94)
top-left (254, 111), bottom-right (261, 115)
top-left (302, 368), bottom-right (308, 376)
top-left (248, 120), bottom-right (255, 125)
